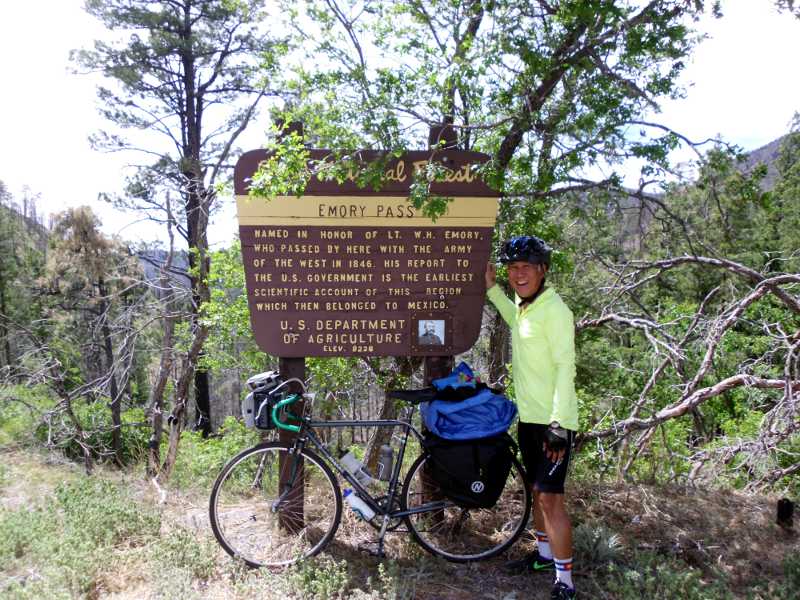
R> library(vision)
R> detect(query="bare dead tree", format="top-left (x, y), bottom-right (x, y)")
top-left (575, 254), bottom-right (800, 487)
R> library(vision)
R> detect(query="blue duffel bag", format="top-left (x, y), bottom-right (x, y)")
top-left (420, 387), bottom-right (517, 440)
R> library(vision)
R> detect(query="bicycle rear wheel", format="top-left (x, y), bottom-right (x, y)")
top-left (209, 442), bottom-right (341, 568)
top-left (401, 452), bottom-right (531, 562)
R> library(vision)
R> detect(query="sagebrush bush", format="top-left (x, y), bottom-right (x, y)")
top-left (287, 556), bottom-right (350, 600)
top-left (0, 476), bottom-right (161, 598)
top-left (148, 526), bottom-right (218, 580)
top-left (54, 478), bottom-right (161, 546)
top-left (600, 552), bottom-right (732, 600)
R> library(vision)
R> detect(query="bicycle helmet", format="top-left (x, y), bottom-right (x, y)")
top-left (498, 235), bottom-right (552, 266)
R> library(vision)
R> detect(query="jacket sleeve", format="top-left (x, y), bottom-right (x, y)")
top-left (486, 285), bottom-right (517, 327)
top-left (543, 303), bottom-right (578, 431)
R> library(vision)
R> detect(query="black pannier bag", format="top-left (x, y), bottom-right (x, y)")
top-left (423, 432), bottom-right (516, 509)
top-left (242, 371), bottom-right (284, 430)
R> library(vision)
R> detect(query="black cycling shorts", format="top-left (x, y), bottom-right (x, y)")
top-left (517, 422), bottom-right (574, 494)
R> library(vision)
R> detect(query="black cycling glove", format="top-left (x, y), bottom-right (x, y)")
top-left (544, 426), bottom-right (569, 451)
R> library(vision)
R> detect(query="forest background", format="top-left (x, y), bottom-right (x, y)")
top-left (1, 1), bottom-right (799, 599)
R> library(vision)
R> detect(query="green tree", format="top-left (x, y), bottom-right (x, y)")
top-left (560, 133), bottom-right (800, 488)
top-left (0, 183), bottom-right (46, 377)
top-left (73, 0), bottom-right (289, 474)
top-left (254, 0), bottom-right (718, 384)
top-left (266, 0), bottom-right (715, 197)
top-left (0, 182), bottom-right (19, 370)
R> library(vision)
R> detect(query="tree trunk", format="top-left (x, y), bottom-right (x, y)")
top-left (0, 285), bottom-right (11, 370)
top-left (488, 309), bottom-right (510, 385)
top-left (180, 1), bottom-right (213, 440)
top-left (364, 390), bottom-right (400, 475)
top-left (364, 357), bottom-right (421, 473)
top-left (51, 367), bottom-right (93, 475)
top-left (158, 324), bottom-right (209, 484)
top-left (185, 186), bottom-right (213, 438)
top-left (146, 315), bottom-right (175, 478)
top-left (194, 363), bottom-right (211, 435)
top-left (98, 281), bottom-right (122, 466)
top-left (421, 356), bottom-right (453, 509)
top-left (147, 197), bottom-right (177, 479)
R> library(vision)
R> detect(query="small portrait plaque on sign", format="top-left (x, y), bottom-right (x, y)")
top-left (418, 320), bottom-right (445, 346)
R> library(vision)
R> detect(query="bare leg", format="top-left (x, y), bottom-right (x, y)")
top-left (535, 490), bottom-right (572, 559)
top-left (533, 487), bottom-right (546, 533)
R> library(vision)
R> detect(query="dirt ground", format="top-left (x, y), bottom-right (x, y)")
top-left (1, 447), bottom-right (797, 599)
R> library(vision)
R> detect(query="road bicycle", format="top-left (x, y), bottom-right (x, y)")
top-left (208, 375), bottom-right (531, 568)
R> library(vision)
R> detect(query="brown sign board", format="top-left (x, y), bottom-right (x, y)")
top-left (235, 149), bottom-right (499, 357)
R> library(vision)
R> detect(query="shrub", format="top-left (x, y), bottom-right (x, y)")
top-left (29, 396), bottom-right (150, 465)
top-left (0, 384), bottom-right (52, 446)
top-left (148, 526), bottom-right (218, 580)
top-left (54, 478), bottom-right (161, 547)
top-left (68, 402), bottom-right (150, 465)
top-left (600, 552), bottom-right (732, 600)
top-left (0, 476), bottom-right (161, 597)
top-left (782, 551), bottom-right (800, 597)
top-left (286, 556), bottom-right (350, 600)
top-left (573, 522), bottom-right (623, 567)
top-left (169, 416), bottom-right (260, 491)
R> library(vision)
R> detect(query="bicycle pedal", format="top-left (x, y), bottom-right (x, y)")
top-left (357, 541), bottom-right (386, 558)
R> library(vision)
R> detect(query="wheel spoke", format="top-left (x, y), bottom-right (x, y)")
top-left (402, 454), bottom-right (531, 561)
top-left (210, 444), bottom-right (341, 568)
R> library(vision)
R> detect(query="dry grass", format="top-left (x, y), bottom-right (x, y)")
top-left (0, 446), bottom-right (82, 510)
top-left (572, 481), bottom-right (799, 588)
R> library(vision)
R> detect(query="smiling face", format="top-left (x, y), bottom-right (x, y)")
top-left (507, 260), bottom-right (547, 299)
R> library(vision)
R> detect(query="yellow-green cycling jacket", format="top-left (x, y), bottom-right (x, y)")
top-left (487, 285), bottom-right (579, 431)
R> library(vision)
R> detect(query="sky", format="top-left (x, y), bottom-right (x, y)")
top-left (1, 0), bottom-right (799, 247)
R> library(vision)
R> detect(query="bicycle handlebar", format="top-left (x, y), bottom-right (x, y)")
top-left (271, 393), bottom-right (302, 433)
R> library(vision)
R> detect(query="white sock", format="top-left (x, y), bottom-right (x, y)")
top-left (554, 556), bottom-right (574, 589)
top-left (535, 530), bottom-right (552, 559)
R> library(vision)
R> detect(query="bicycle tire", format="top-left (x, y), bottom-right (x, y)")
top-left (209, 442), bottom-right (342, 568)
top-left (401, 451), bottom-right (531, 562)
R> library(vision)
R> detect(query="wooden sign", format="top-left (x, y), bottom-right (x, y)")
top-left (235, 149), bottom-right (499, 357)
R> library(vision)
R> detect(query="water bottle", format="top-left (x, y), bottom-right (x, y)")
top-left (377, 444), bottom-right (394, 481)
top-left (343, 489), bottom-right (375, 520)
top-left (340, 451), bottom-right (375, 486)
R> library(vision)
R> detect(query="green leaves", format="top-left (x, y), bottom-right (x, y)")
top-left (263, 0), bottom-right (709, 225)
top-left (249, 130), bottom-right (312, 199)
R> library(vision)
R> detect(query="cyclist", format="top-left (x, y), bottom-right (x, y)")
top-left (485, 235), bottom-right (578, 600)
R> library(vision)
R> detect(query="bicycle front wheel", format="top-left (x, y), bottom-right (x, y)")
top-left (209, 442), bottom-right (342, 568)
top-left (401, 452), bottom-right (531, 562)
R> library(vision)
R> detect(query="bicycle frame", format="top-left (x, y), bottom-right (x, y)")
top-left (268, 383), bottom-right (449, 555)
